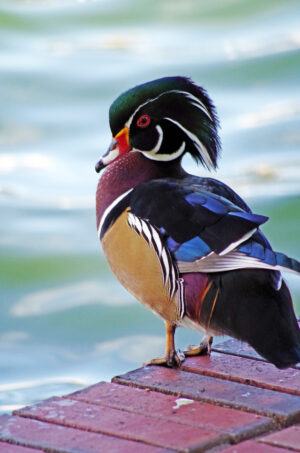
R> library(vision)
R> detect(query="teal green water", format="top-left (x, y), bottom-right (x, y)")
top-left (1, 0), bottom-right (300, 413)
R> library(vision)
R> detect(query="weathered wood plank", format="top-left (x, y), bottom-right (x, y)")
top-left (259, 424), bottom-right (300, 451)
top-left (0, 414), bottom-right (165, 453)
top-left (220, 440), bottom-right (293, 452)
top-left (182, 352), bottom-right (300, 395)
top-left (1, 336), bottom-right (300, 452)
top-left (68, 381), bottom-right (273, 443)
top-left (15, 396), bottom-right (228, 452)
top-left (113, 365), bottom-right (300, 424)
top-left (0, 443), bottom-right (44, 453)
top-left (213, 337), bottom-right (300, 371)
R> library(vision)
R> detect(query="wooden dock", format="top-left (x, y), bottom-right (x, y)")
top-left (1, 337), bottom-right (300, 452)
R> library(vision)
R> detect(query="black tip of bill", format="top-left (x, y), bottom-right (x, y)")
top-left (95, 159), bottom-right (105, 173)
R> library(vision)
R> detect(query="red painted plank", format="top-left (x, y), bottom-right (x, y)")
top-left (69, 381), bottom-right (273, 442)
top-left (214, 339), bottom-right (300, 370)
top-left (16, 397), bottom-right (228, 451)
top-left (0, 415), bottom-right (164, 453)
top-left (113, 366), bottom-right (300, 423)
top-left (182, 351), bottom-right (300, 395)
top-left (259, 425), bottom-right (300, 451)
top-left (220, 440), bottom-right (290, 452)
top-left (0, 442), bottom-right (44, 453)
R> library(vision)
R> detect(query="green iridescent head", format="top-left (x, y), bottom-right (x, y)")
top-left (96, 76), bottom-right (221, 172)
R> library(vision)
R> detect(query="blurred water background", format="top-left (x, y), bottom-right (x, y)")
top-left (1, 0), bottom-right (300, 414)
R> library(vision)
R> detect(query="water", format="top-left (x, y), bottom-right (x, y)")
top-left (1, 0), bottom-right (300, 413)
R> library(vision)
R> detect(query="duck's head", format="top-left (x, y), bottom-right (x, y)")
top-left (95, 76), bottom-right (221, 173)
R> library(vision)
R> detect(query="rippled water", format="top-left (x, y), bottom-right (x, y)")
top-left (1, 0), bottom-right (300, 413)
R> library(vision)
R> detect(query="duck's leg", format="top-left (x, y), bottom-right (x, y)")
top-left (184, 335), bottom-right (213, 357)
top-left (144, 321), bottom-right (184, 367)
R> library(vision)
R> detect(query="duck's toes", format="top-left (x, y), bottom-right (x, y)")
top-left (184, 335), bottom-right (213, 357)
top-left (143, 349), bottom-right (185, 368)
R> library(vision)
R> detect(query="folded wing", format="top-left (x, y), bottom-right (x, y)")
top-left (129, 179), bottom-right (300, 280)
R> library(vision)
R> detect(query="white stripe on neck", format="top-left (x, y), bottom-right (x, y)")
top-left (164, 117), bottom-right (213, 169)
top-left (98, 188), bottom-right (133, 239)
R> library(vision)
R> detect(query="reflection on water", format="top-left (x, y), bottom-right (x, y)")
top-left (1, 0), bottom-right (300, 413)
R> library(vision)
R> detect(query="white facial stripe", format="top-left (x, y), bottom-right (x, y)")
top-left (152, 125), bottom-right (164, 153)
top-left (122, 87), bottom-right (213, 164)
top-left (142, 140), bottom-right (185, 162)
top-left (170, 90), bottom-right (213, 121)
top-left (139, 125), bottom-right (163, 157)
top-left (125, 95), bottom-right (159, 129)
top-left (165, 117), bottom-right (213, 169)
top-left (98, 188), bottom-right (133, 239)
top-left (125, 91), bottom-right (171, 130)
top-left (125, 88), bottom-right (212, 129)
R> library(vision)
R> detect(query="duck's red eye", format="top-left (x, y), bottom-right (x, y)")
top-left (137, 114), bottom-right (151, 128)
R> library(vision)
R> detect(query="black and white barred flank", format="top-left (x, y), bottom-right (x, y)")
top-left (127, 212), bottom-right (185, 318)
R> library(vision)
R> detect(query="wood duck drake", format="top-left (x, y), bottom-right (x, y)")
top-left (95, 76), bottom-right (300, 369)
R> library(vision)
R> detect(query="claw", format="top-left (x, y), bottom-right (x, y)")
top-left (143, 322), bottom-right (187, 368)
top-left (184, 335), bottom-right (213, 357)
top-left (143, 349), bottom-right (185, 368)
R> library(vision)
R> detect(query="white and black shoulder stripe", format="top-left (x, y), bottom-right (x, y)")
top-left (98, 188), bottom-right (133, 240)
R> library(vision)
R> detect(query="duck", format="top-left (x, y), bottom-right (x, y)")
top-left (95, 76), bottom-right (300, 369)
